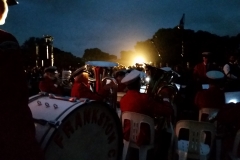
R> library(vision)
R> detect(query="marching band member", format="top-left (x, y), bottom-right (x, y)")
top-left (0, 0), bottom-right (44, 159)
top-left (193, 52), bottom-right (218, 85)
top-left (71, 66), bottom-right (116, 101)
top-left (39, 66), bottom-right (63, 95)
top-left (223, 53), bottom-right (240, 91)
top-left (194, 70), bottom-right (225, 111)
top-left (120, 70), bottom-right (173, 158)
top-left (223, 53), bottom-right (240, 79)
top-left (114, 70), bottom-right (127, 92)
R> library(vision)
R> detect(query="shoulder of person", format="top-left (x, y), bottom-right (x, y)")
top-left (0, 30), bottom-right (19, 51)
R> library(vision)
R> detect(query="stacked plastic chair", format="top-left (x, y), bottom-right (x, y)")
top-left (121, 112), bottom-right (155, 160)
top-left (175, 120), bottom-right (216, 160)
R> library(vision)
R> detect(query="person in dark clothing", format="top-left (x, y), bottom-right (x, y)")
top-left (0, 0), bottom-right (44, 159)
top-left (223, 53), bottom-right (240, 91)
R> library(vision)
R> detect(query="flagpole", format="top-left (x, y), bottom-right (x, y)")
top-left (178, 14), bottom-right (185, 59)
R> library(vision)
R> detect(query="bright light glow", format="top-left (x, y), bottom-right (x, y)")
top-left (145, 77), bottom-right (150, 82)
top-left (228, 99), bottom-right (238, 104)
top-left (175, 83), bottom-right (180, 90)
top-left (140, 85), bottom-right (147, 93)
top-left (134, 56), bottom-right (145, 64)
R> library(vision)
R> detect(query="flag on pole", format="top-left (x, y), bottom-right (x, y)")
top-left (178, 13), bottom-right (185, 29)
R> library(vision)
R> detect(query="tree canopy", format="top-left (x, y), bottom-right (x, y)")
top-left (20, 28), bottom-right (240, 69)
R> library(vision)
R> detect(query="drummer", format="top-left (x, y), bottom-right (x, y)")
top-left (120, 70), bottom-right (173, 158)
top-left (71, 66), bottom-right (116, 101)
top-left (194, 70), bottom-right (225, 112)
top-left (39, 66), bottom-right (63, 95)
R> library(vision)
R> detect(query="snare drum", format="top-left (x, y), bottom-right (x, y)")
top-left (29, 95), bottom-right (123, 160)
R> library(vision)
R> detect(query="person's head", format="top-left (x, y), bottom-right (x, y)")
top-left (206, 70), bottom-right (224, 87)
top-left (71, 66), bottom-right (89, 84)
top-left (121, 70), bottom-right (141, 91)
top-left (0, 0), bottom-right (18, 25)
top-left (202, 52), bottom-right (211, 64)
top-left (228, 54), bottom-right (237, 64)
top-left (44, 66), bottom-right (58, 80)
top-left (114, 70), bottom-right (126, 83)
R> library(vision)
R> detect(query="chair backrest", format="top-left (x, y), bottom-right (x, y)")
top-left (199, 108), bottom-right (219, 122)
top-left (175, 120), bottom-right (216, 155)
top-left (232, 129), bottom-right (240, 157)
top-left (122, 112), bottom-right (155, 144)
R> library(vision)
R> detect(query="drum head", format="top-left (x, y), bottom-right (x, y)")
top-left (44, 101), bottom-right (123, 160)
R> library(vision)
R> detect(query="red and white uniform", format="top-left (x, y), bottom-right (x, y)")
top-left (193, 62), bottom-right (208, 83)
top-left (120, 90), bottom-right (173, 145)
top-left (194, 86), bottom-right (225, 109)
top-left (39, 76), bottom-right (63, 95)
top-left (0, 29), bottom-right (44, 159)
top-left (71, 81), bottom-right (108, 101)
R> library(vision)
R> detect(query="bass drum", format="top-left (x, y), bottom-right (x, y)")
top-left (29, 95), bottom-right (123, 160)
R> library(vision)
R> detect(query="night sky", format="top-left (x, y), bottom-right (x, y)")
top-left (2, 0), bottom-right (240, 58)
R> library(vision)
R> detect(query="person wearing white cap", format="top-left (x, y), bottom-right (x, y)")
top-left (39, 66), bottom-right (63, 95)
top-left (0, 0), bottom-right (44, 159)
top-left (120, 69), bottom-right (173, 158)
top-left (193, 52), bottom-right (218, 84)
top-left (71, 66), bottom-right (116, 100)
top-left (194, 70), bottom-right (225, 114)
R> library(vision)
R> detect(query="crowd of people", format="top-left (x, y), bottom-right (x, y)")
top-left (19, 50), bottom-right (240, 159)
top-left (1, 0), bottom-right (240, 159)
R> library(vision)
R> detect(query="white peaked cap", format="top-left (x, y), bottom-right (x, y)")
top-left (121, 70), bottom-right (140, 84)
top-left (206, 70), bottom-right (224, 79)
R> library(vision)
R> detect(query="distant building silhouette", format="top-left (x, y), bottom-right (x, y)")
top-left (36, 35), bottom-right (54, 67)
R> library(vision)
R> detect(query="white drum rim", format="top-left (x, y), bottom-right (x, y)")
top-left (44, 101), bottom-right (123, 160)
top-left (29, 95), bottom-right (83, 147)
top-left (30, 96), bottom-right (123, 160)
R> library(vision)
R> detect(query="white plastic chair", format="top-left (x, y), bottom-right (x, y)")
top-left (198, 108), bottom-right (219, 122)
top-left (228, 129), bottom-right (240, 160)
top-left (121, 112), bottom-right (155, 160)
top-left (175, 120), bottom-right (216, 160)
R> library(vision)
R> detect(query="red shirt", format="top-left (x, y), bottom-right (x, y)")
top-left (120, 90), bottom-right (173, 145)
top-left (71, 81), bottom-right (107, 101)
top-left (39, 76), bottom-right (63, 95)
top-left (0, 29), bottom-right (44, 159)
top-left (194, 86), bottom-right (225, 109)
top-left (216, 103), bottom-right (240, 157)
top-left (193, 62), bottom-right (208, 83)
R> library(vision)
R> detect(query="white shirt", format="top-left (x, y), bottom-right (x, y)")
top-left (223, 63), bottom-right (238, 79)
